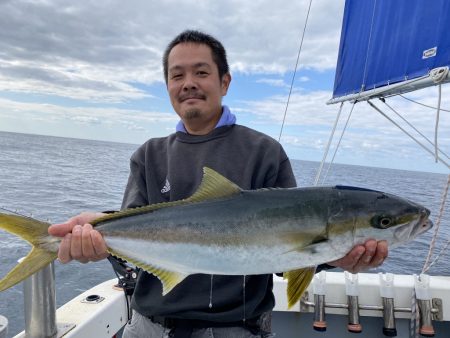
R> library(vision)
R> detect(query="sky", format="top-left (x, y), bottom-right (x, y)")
top-left (0, 0), bottom-right (449, 174)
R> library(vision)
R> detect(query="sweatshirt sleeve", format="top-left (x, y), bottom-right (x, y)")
top-left (266, 146), bottom-right (297, 189)
top-left (121, 149), bottom-right (148, 209)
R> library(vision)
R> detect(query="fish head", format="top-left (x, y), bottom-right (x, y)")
top-left (329, 186), bottom-right (433, 248)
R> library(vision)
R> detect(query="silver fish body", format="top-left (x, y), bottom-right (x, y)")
top-left (98, 184), bottom-right (431, 276)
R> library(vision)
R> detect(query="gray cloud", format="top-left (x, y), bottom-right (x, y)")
top-left (0, 0), bottom-right (344, 100)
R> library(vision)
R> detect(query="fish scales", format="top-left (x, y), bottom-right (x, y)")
top-left (98, 188), bottom-right (336, 275)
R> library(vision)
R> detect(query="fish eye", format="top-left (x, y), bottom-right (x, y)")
top-left (379, 217), bottom-right (392, 228)
top-left (371, 215), bottom-right (394, 229)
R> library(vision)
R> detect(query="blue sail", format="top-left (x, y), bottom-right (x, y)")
top-left (332, 0), bottom-right (450, 99)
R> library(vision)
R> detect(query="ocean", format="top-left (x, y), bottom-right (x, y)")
top-left (0, 130), bottom-right (449, 337)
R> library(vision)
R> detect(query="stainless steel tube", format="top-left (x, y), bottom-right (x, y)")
top-left (23, 261), bottom-right (57, 338)
top-left (382, 297), bottom-right (397, 337)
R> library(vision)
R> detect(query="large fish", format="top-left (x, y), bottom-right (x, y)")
top-left (0, 167), bottom-right (432, 308)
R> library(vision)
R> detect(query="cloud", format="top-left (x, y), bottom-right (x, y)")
top-left (233, 85), bottom-right (450, 163)
top-left (0, 0), bottom-right (344, 101)
top-left (256, 78), bottom-right (289, 88)
top-left (0, 97), bottom-right (178, 129)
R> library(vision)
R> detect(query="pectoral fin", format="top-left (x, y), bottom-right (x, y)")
top-left (283, 267), bottom-right (316, 309)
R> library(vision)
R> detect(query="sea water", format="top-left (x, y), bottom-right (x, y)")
top-left (0, 131), bottom-right (448, 337)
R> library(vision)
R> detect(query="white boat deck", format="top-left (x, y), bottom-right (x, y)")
top-left (13, 272), bottom-right (450, 338)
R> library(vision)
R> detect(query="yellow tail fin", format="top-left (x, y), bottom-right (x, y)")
top-left (0, 213), bottom-right (57, 291)
top-left (284, 267), bottom-right (316, 309)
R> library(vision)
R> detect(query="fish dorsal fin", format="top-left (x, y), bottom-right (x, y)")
top-left (109, 249), bottom-right (188, 295)
top-left (91, 167), bottom-right (241, 226)
top-left (185, 167), bottom-right (242, 203)
top-left (284, 267), bottom-right (316, 309)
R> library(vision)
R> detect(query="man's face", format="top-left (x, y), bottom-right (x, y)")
top-left (167, 42), bottom-right (231, 134)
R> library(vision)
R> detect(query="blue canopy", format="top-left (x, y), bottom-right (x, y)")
top-left (332, 0), bottom-right (450, 99)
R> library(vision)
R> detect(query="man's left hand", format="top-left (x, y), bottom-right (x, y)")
top-left (327, 240), bottom-right (388, 273)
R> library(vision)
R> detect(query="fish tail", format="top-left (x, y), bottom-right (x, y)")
top-left (0, 213), bottom-right (58, 291)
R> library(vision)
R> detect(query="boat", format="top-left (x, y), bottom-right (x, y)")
top-left (2, 0), bottom-right (449, 337)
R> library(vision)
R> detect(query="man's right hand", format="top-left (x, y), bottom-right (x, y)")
top-left (48, 212), bottom-right (109, 263)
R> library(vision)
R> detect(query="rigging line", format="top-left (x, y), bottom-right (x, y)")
top-left (360, 0), bottom-right (378, 91)
top-left (434, 84), bottom-right (442, 163)
top-left (399, 94), bottom-right (450, 113)
top-left (314, 102), bottom-right (344, 186)
top-left (381, 99), bottom-right (450, 161)
top-left (321, 102), bottom-right (356, 185)
top-left (422, 173), bottom-right (450, 274)
top-left (278, 0), bottom-right (314, 142)
top-left (367, 100), bottom-right (450, 170)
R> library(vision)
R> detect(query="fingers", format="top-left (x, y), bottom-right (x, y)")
top-left (351, 240), bottom-right (388, 273)
top-left (58, 233), bottom-right (73, 264)
top-left (48, 212), bottom-right (105, 237)
top-left (48, 221), bottom-right (76, 237)
top-left (57, 223), bottom-right (108, 264)
top-left (91, 230), bottom-right (109, 260)
top-left (328, 240), bottom-right (388, 273)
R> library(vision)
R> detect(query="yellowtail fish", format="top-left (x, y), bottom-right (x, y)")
top-left (0, 167), bottom-right (432, 308)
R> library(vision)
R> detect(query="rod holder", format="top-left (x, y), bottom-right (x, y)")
top-left (379, 273), bottom-right (397, 337)
top-left (312, 271), bottom-right (327, 331)
top-left (345, 272), bottom-right (362, 333)
top-left (414, 274), bottom-right (435, 337)
top-left (313, 294), bottom-right (327, 331)
top-left (382, 297), bottom-right (397, 337)
top-left (347, 296), bottom-right (362, 333)
top-left (417, 299), bottom-right (435, 337)
top-left (23, 260), bottom-right (57, 338)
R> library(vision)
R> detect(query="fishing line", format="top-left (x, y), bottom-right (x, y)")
top-left (278, 0), bottom-right (314, 142)
top-left (242, 275), bottom-right (247, 322)
top-left (209, 274), bottom-right (214, 308)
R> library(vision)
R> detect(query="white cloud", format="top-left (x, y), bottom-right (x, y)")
top-left (0, 0), bottom-right (344, 101)
top-left (233, 85), bottom-right (450, 168)
top-left (0, 97), bottom-right (178, 128)
top-left (256, 78), bottom-right (289, 88)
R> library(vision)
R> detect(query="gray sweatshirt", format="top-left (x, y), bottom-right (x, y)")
top-left (122, 124), bottom-right (296, 322)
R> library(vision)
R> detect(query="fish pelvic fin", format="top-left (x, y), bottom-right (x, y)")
top-left (284, 266), bottom-right (316, 309)
top-left (0, 213), bottom-right (57, 291)
top-left (109, 249), bottom-right (188, 296)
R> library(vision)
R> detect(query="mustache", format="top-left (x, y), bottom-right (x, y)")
top-left (179, 91), bottom-right (206, 102)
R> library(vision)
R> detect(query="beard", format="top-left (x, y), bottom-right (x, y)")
top-left (184, 109), bottom-right (202, 119)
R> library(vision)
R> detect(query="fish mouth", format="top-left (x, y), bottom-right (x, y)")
top-left (394, 208), bottom-right (433, 242)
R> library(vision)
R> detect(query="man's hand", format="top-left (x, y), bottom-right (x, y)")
top-left (327, 240), bottom-right (388, 273)
top-left (48, 212), bottom-right (109, 264)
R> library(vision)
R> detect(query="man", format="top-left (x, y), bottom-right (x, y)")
top-left (48, 30), bottom-right (388, 338)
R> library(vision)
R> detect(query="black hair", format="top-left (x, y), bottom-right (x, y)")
top-left (163, 30), bottom-right (229, 83)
